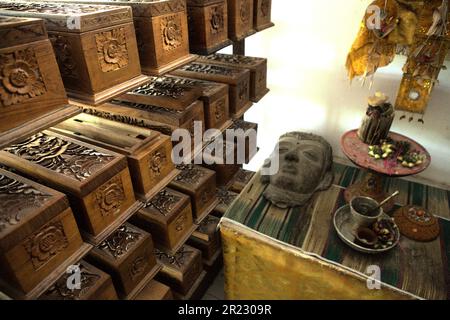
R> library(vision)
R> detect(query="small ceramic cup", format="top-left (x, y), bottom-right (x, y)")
top-left (350, 196), bottom-right (382, 228)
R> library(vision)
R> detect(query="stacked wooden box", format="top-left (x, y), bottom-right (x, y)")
top-left (0, 0), bottom-right (272, 300)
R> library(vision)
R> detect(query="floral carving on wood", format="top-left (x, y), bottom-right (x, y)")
top-left (144, 189), bottom-right (180, 216)
top-left (0, 48), bottom-right (46, 107)
top-left (129, 256), bottom-right (148, 281)
top-left (181, 63), bottom-right (235, 76)
top-left (210, 5), bottom-right (224, 34)
top-left (98, 225), bottom-right (141, 259)
top-left (50, 35), bottom-right (78, 79)
top-left (95, 175), bottom-right (125, 217)
top-left (95, 28), bottom-right (129, 73)
top-left (149, 148), bottom-right (168, 176)
top-left (24, 221), bottom-right (69, 270)
top-left (0, 174), bottom-right (51, 231)
top-left (4, 132), bottom-right (114, 182)
top-left (174, 212), bottom-right (187, 232)
top-left (161, 14), bottom-right (183, 51)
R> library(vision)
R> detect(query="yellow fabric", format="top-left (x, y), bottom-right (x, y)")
top-left (221, 219), bottom-right (416, 300)
top-left (346, 0), bottom-right (423, 81)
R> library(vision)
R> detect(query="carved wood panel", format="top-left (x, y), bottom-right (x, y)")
top-left (95, 27), bottom-right (129, 73)
top-left (95, 175), bottom-right (126, 217)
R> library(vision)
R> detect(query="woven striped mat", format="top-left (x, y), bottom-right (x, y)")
top-left (224, 163), bottom-right (450, 300)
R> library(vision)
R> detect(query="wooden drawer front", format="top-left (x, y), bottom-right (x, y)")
top-left (0, 39), bottom-right (68, 133)
top-left (2, 208), bottom-right (83, 294)
top-left (206, 94), bottom-right (230, 130)
top-left (38, 260), bottom-right (118, 300)
top-left (81, 168), bottom-right (136, 236)
top-left (133, 17), bottom-right (156, 71)
top-left (152, 11), bottom-right (190, 67)
top-left (167, 204), bottom-right (194, 249)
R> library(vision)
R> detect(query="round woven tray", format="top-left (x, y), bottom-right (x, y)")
top-left (393, 205), bottom-right (440, 242)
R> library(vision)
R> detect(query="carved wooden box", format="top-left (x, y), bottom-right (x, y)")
top-left (227, 0), bottom-right (254, 41)
top-left (87, 223), bottom-right (160, 299)
top-left (39, 260), bottom-right (118, 300)
top-left (186, 0), bottom-right (231, 54)
top-left (203, 139), bottom-right (240, 186)
top-left (0, 131), bottom-right (139, 244)
top-left (155, 244), bottom-right (203, 295)
top-left (49, 0), bottom-right (198, 75)
top-left (212, 187), bottom-right (238, 217)
top-left (171, 62), bottom-right (252, 117)
top-left (118, 76), bottom-right (203, 111)
top-left (51, 113), bottom-right (178, 200)
top-left (135, 279), bottom-right (173, 300)
top-left (112, 98), bottom-right (205, 140)
top-left (229, 168), bottom-right (255, 193)
top-left (164, 75), bottom-right (231, 131)
top-left (169, 164), bottom-right (218, 223)
top-left (198, 53), bottom-right (268, 102)
top-left (0, 168), bottom-right (88, 299)
top-left (187, 215), bottom-right (221, 263)
top-left (253, 0), bottom-right (273, 32)
top-left (131, 188), bottom-right (197, 254)
top-left (0, 2), bottom-right (149, 105)
top-left (227, 119), bottom-right (258, 163)
top-left (0, 16), bottom-right (71, 136)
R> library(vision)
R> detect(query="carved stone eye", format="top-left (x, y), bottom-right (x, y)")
top-left (408, 90), bottom-right (420, 101)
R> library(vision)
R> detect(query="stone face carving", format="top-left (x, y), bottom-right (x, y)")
top-left (0, 48), bottom-right (47, 107)
top-left (261, 132), bottom-right (334, 208)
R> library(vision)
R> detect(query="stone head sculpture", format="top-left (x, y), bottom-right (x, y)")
top-left (261, 132), bottom-right (334, 208)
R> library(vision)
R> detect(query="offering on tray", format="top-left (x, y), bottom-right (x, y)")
top-left (368, 138), bottom-right (426, 168)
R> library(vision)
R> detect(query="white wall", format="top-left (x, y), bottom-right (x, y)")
top-left (232, 0), bottom-right (450, 188)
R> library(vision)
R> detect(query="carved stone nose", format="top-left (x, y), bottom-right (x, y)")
top-left (285, 150), bottom-right (299, 162)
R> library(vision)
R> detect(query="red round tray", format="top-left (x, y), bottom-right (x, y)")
top-left (341, 129), bottom-right (431, 177)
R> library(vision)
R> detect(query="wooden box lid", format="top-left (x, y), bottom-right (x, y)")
top-left (118, 76), bottom-right (202, 111)
top-left (164, 75), bottom-right (228, 103)
top-left (51, 113), bottom-right (160, 156)
top-left (0, 130), bottom-right (127, 198)
top-left (171, 164), bottom-right (215, 191)
top-left (38, 259), bottom-right (115, 300)
top-left (0, 168), bottom-right (69, 252)
top-left (90, 223), bottom-right (149, 264)
top-left (172, 62), bottom-right (250, 85)
top-left (139, 187), bottom-right (191, 225)
top-left (43, 0), bottom-right (187, 18)
top-left (215, 187), bottom-right (238, 213)
top-left (186, 0), bottom-right (224, 7)
top-left (198, 53), bottom-right (267, 70)
top-left (155, 244), bottom-right (200, 273)
top-left (0, 2), bottom-right (133, 33)
top-left (0, 15), bottom-right (48, 49)
top-left (81, 102), bottom-right (178, 136)
top-left (110, 99), bottom-right (199, 127)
